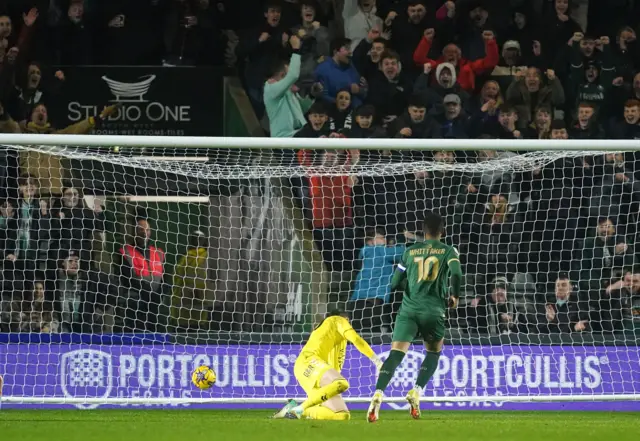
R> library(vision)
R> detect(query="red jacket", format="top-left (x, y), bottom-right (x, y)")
top-left (298, 150), bottom-right (354, 229)
top-left (120, 244), bottom-right (165, 280)
top-left (413, 38), bottom-right (499, 91)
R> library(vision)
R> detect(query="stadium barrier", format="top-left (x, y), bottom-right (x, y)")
top-left (1, 338), bottom-right (639, 410)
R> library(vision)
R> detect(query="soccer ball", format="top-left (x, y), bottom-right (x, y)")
top-left (192, 365), bottom-right (217, 390)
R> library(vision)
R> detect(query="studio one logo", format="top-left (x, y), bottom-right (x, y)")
top-left (67, 73), bottom-right (191, 124)
top-left (60, 349), bottom-right (113, 410)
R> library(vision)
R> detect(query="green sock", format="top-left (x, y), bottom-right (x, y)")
top-left (375, 350), bottom-right (405, 391)
top-left (415, 351), bottom-right (441, 389)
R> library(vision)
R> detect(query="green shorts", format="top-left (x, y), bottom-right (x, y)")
top-left (392, 309), bottom-right (445, 343)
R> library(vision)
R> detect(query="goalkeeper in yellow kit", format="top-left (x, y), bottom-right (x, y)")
top-left (272, 310), bottom-right (382, 420)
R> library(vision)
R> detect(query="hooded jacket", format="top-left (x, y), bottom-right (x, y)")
top-left (413, 37), bottom-right (499, 91)
top-left (414, 62), bottom-right (471, 114)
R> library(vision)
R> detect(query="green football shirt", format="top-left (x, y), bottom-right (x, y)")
top-left (396, 239), bottom-right (460, 313)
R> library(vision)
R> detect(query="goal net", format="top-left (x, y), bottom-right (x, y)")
top-left (1, 140), bottom-right (639, 410)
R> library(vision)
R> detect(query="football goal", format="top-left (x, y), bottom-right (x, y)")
top-left (0, 135), bottom-right (639, 410)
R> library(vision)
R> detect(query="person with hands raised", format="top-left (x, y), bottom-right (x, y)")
top-left (264, 34), bottom-right (316, 138)
top-left (569, 32), bottom-right (616, 124)
top-left (413, 27), bottom-right (498, 92)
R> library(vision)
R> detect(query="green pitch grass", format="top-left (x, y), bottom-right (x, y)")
top-left (1, 410), bottom-right (639, 441)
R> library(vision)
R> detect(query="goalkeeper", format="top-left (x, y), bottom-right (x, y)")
top-left (368, 212), bottom-right (462, 422)
top-left (273, 310), bottom-right (382, 421)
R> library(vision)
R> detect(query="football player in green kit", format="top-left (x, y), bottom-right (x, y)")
top-left (367, 212), bottom-right (463, 422)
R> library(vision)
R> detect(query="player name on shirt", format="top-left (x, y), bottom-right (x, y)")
top-left (408, 245), bottom-right (446, 256)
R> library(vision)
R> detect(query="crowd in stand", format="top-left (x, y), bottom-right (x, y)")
top-left (1, 0), bottom-right (640, 336)
top-left (251, 0), bottom-right (640, 335)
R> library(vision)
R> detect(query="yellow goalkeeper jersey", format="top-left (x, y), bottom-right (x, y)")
top-left (300, 316), bottom-right (375, 372)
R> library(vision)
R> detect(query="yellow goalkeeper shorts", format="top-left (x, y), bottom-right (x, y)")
top-left (294, 352), bottom-right (333, 395)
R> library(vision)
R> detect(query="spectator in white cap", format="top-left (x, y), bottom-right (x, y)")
top-left (490, 40), bottom-right (529, 92)
top-left (433, 93), bottom-right (475, 138)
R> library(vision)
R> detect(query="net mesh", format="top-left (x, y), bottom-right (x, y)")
top-left (8, 143), bottom-right (611, 178)
top-left (0, 144), bottom-right (639, 409)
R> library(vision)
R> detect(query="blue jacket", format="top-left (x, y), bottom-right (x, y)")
top-left (351, 245), bottom-right (405, 303)
top-left (314, 58), bottom-right (364, 107)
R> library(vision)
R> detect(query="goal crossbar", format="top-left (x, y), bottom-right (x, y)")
top-left (0, 133), bottom-right (639, 151)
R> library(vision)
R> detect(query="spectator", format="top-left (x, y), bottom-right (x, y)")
top-left (468, 192), bottom-right (524, 284)
top-left (52, 0), bottom-right (93, 65)
top-left (171, 230), bottom-right (211, 331)
top-left (388, 95), bottom-right (439, 141)
top-left (3, 175), bottom-right (50, 292)
top-left (384, 1), bottom-right (432, 79)
top-left (352, 30), bottom-right (387, 82)
top-left (23, 279), bottom-right (59, 333)
top-left (506, 67), bottom-right (565, 129)
top-left (413, 28), bottom-right (499, 92)
top-left (298, 149), bottom-right (358, 270)
top-left (569, 102), bottom-right (605, 139)
top-left (50, 185), bottom-right (105, 268)
top-left (55, 249), bottom-right (113, 333)
top-left (588, 153), bottom-right (640, 230)
top-left (116, 214), bottom-right (166, 332)
top-left (576, 216), bottom-right (635, 293)
top-left (0, 199), bottom-right (17, 266)
top-left (365, 50), bottom-right (413, 123)
top-left (264, 35), bottom-right (312, 137)
top-left (550, 118), bottom-right (569, 139)
top-left (342, 0), bottom-right (383, 51)
top-left (612, 26), bottom-right (640, 84)
top-left (291, 1), bottom-right (332, 94)
top-left (489, 40), bottom-right (528, 93)
top-left (467, 277), bottom-right (528, 335)
top-left (237, 1), bottom-right (290, 118)
top-left (569, 33), bottom-right (617, 122)
top-left (315, 37), bottom-right (366, 107)
top-left (611, 99), bottom-right (640, 139)
top-left (543, 0), bottom-right (582, 64)
top-left (501, 8), bottom-right (544, 67)
top-left (163, 0), bottom-right (218, 66)
top-left (523, 105), bottom-right (553, 139)
top-left (482, 103), bottom-right (522, 139)
top-left (349, 228), bottom-right (405, 332)
top-left (0, 290), bottom-right (24, 332)
top-left (8, 63), bottom-right (64, 124)
top-left (330, 89), bottom-right (354, 132)
top-left (469, 80), bottom-right (503, 127)
top-left (414, 62), bottom-right (471, 115)
top-left (28, 280), bottom-right (51, 315)
top-left (20, 103), bottom-right (118, 135)
top-left (596, 271), bottom-right (636, 332)
top-left (343, 104), bottom-right (386, 139)
top-left (433, 93), bottom-right (476, 139)
top-left (530, 273), bottom-right (591, 334)
top-left (295, 100), bottom-right (332, 138)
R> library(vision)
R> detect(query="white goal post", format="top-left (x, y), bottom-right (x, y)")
top-left (0, 135), bottom-right (639, 410)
